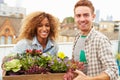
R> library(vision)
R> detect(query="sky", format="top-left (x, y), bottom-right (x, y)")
top-left (4, 0), bottom-right (120, 22)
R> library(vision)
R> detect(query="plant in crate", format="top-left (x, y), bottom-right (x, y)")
top-left (48, 52), bottom-right (70, 73)
top-left (2, 49), bottom-right (51, 75)
top-left (2, 49), bottom-right (85, 79)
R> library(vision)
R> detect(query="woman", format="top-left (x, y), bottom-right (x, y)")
top-left (11, 11), bottom-right (59, 55)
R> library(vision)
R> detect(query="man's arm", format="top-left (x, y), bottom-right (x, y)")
top-left (74, 70), bottom-right (110, 80)
top-left (90, 72), bottom-right (110, 80)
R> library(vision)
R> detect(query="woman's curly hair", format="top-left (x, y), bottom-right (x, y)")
top-left (16, 11), bottom-right (59, 42)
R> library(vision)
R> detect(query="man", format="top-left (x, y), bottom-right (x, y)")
top-left (64, 0), bottom-right (119, 80)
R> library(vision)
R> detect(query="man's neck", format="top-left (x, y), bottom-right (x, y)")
top-left (80, 28), bottom-right (92, 36)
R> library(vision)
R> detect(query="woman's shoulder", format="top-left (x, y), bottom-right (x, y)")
top-left (50, 40), bottom-right (58, 46)
top-left (16, 39), bottom-right (32, 46)
top-left (49, 40), bottom-right (59, 55)
top-left (11, 39), bottom-right (32, 54)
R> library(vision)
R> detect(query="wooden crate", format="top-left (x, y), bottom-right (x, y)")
top-left (3, 73), bottom-right (65, 80)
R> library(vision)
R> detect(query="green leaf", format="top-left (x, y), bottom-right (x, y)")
top-left (3, 59), bottom-right (22, 72)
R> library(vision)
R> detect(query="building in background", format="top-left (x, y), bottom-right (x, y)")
top-left (0, 0), bottom-right (4, 3)
top-left (94, 9), bottom-right (100, 23)
top-left (0, 0), bottom-right (26, 18)
top-left (59, 17), bottom-right (120, 42)
top-left (0, 0), bottom-right (26, 44)
top-left (0, 0), bottom-right (119, 44)
top-left (106, 15), bottom-right (113, 21)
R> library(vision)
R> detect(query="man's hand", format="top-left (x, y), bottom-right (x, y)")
top-left (73, 69), bottom-right (90, 80)
top-left (63, 68), bottom-right (75, 80)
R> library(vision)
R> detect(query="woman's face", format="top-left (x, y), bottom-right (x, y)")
top-left (37, 17), bottom-right (50, 40)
